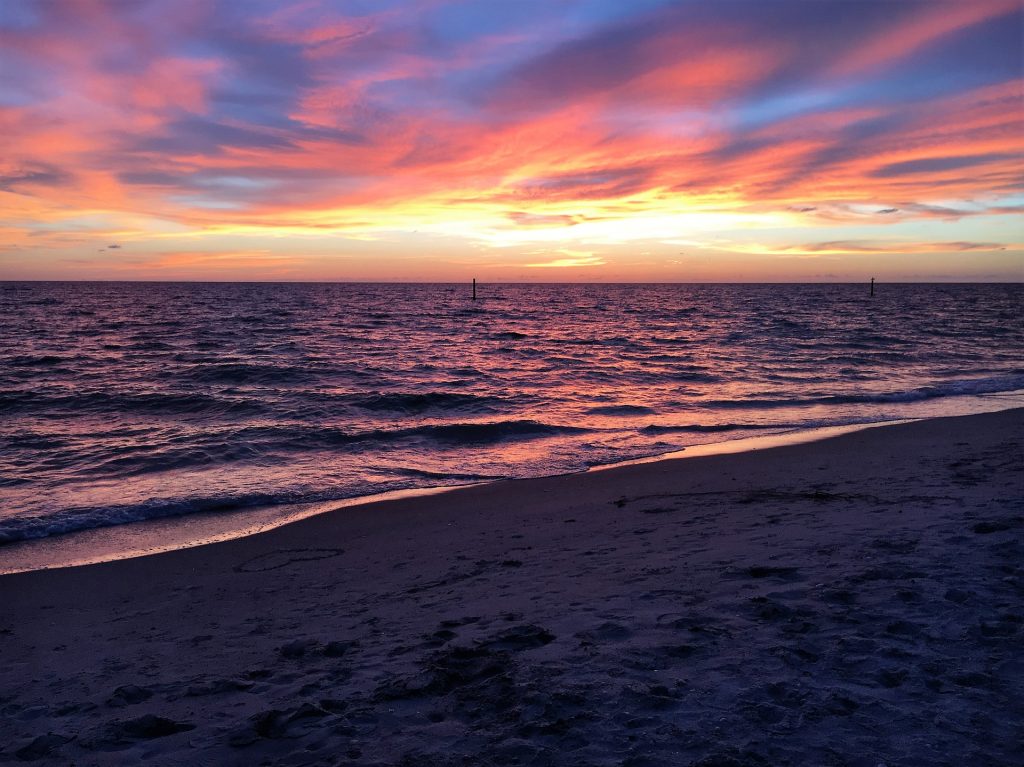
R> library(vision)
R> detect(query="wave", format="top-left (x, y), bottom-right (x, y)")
top-left (6, 354), bottom-right (69, 367)
top-left (3, 419), bottom-right (594, 481)
top-left (672, 371), bottom-right (722, 383)
top-left (288, 419), bottom-right (591, 447)
top-left (490, 331), bottom-right (529, 340)
top-left (705, 373), bottom-right (1024, 410)
top-left (0, 390), bottom-right (269, 418)
top-left (127, 340), bottom-right (175, 351)
top-left (181, 362), bottom-right (315, 385)
top-left (586, 404), bottom-right (657, 416)
top-left (387, 467), bottom-right (504, 481)
top-left (348, 391), bottom-right (508, 413)
top-left (639, 422), bottom-right (791, 435)
top-left (0, 491), bottom-right (315, 544)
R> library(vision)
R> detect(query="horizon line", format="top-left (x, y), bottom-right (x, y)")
top-left (1, 279), bottom-right (1021, 286)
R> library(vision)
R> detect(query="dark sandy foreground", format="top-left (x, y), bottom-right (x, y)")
top-left (1, 410), bottom-right (1022, 767)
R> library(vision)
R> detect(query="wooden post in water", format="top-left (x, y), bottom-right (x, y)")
top-left (472, 278), bottom-right (477, 301)
top-left (870, 277), bottom-right (875, 297)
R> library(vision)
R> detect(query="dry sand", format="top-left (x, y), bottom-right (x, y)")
top-left (1, 409), bottom-right (1022, 766)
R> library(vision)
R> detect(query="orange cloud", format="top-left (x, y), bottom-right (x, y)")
top-left (524, 253), bottom-right (605, 268)
top-left (830, 0), bottom-right (1021, 79)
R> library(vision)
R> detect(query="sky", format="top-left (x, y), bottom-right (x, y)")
top-left (1, 0), bottom-right (1022, 282)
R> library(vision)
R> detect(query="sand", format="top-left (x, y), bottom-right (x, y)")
top-left (1, 409), bottom-right (1021, 766)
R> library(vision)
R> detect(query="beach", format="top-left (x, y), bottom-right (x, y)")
top-left (1, 408), bottom-right (1021, 765)
top-left (3, 2), bottom-right (1020, 763)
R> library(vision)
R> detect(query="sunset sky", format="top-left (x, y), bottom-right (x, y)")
top-left (1, 0), bottom-right (1022, 282)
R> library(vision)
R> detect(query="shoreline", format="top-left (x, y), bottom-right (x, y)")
top-left (1, 408), bottom-right (1021, 764)
top-left (0, 417), bottom-right (957, 576)
top-left (3, 392), bottom-right (1023, 575)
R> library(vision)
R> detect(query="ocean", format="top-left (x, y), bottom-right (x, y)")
top-left (1, 282), bottom-right (1022, 548)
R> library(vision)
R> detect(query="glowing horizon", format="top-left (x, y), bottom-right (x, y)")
top-left (1, 0), bottom-right (1022, 282)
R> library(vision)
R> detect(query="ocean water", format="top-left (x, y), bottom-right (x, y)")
top-left (1, 282), bottom-right (1022, 545)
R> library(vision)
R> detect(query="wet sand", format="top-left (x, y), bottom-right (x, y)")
top-left (1, 409), bottom-right (1021, 766)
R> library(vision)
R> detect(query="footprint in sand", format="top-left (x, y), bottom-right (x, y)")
top-left (233, 547), bottom-right (344, 573)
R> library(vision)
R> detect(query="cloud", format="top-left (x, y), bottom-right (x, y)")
top-left (504, 167), bottom-right (654, 202)
top-left (523, 254), bottom-right (605, 268)
top-left (828, 0), bottom-right (1021, 81)
top-left (0, 163), bottom-right (69, 191)
top-left (723, 240), bottom-right (1019, 256)
top-left (1, 0), bottom-right (1021, 280)
top-left (872, 153), bottom-right (1022, 178)
top-left (507, 211), bottom-right (579, 228)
